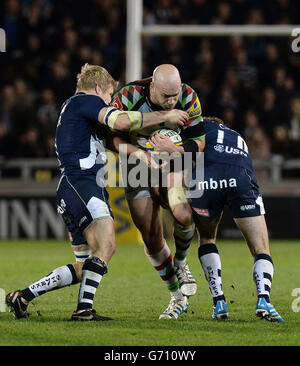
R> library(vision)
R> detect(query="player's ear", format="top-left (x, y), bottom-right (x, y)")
top-left (95, 84), bottom-right (102, 96)
top-left (150, 81), bottom-right (154, 92)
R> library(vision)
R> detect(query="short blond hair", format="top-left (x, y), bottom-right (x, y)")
top-left (76, 63), bottom-right (118, 92)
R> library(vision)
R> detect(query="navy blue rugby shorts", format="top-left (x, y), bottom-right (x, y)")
top-left (190, 163), bottom-right (265, 220)
top-left (56, 174), bottom-right (113, 246)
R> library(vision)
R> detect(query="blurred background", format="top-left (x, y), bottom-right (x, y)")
top-left (0, 0), bottom-right (299, 241)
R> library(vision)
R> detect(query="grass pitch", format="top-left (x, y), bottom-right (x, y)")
top-left (0, 239), bottom-right (299, 347)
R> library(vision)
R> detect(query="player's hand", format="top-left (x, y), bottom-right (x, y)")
top-left (150, 134), bottom-right (183, 154)
top-left (145, 151), bottom-right (162, 170)
top-left (132, 149), bottom-right (161, 170)
top-left (163, 109), bottom-right (189, 126)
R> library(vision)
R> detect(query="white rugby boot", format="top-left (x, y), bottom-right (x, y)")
top-left (174, 262), bottom-right (197, 297)
top-left (159, 294), bottom-right (189, 319)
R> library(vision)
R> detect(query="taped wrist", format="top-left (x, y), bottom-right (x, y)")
top-left (132, 149), bottom-right (146, 159)
top-left (128, 111), bottom-right (143, 131)
top-left (104, 107), bottom-right (126, 129)
top-left (168, 186), bottom-right (189, 211)
top-left (104, 108), bottom-right (143, 131)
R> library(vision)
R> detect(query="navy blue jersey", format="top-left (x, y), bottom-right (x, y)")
top-left (190, 119), bottom-right (265, 219)
top-left (203, 119), bottom-right (253, 171)
top-left (55, 92), bottom-right (107, 176)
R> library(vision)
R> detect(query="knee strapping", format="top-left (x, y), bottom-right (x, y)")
top-left (168, 187), bottom-right (189, 211)
top-left (173, 220), bottom-right (195, 240)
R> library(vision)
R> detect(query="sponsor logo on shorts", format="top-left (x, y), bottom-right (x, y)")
top-left (198, 178), bottom-right (237, 190)
top-left (192, 207), bottom-right (210, 217)
top-left (240, 204), bottom-right (256, 211)
top-left (57, 199), bottom-right (66, 214)
top-left (79, 216), bottom-right (87, 227)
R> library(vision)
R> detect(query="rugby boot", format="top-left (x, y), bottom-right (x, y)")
top-left (70, 309), bottom-right (113, 321)
top-left (255, 298), bottom-right (284, 322)
top-left (174, 262), bottom-right (197, 297)
top-left (6, 290), bottom-right (29, 319)
top-left (159, 294), bottom-right (189, 319)
top-left (212, 299), bottom-right (229, 320)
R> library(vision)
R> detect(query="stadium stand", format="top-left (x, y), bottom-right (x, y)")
top-left (0, 1), bottom-right (300, 242)
top-left (0, 0), bottom-right (299, 167)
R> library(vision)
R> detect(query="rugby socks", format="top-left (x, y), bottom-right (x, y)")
top-left (145, 241), bottom-right (182, 298)
top-left (21, 264), bottom-right (78, 302)
top-left (173, 222), bottom-right (195, 266)
top-left (253, 253), bottom-right (273, 303)
top-left (76, 257), bottom-right (107, 311)
top-left (198, 243), bottom-right (226, 305)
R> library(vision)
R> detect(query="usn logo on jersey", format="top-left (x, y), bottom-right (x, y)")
top-left (214, 144), bottom-right (248, 157)
top-left (214, 129), bottom-right (249, 157)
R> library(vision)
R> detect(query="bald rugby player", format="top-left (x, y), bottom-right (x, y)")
top-left (110, 64), bottom-right (205, 319)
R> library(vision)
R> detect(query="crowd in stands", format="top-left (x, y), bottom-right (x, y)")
top-left (1, 0), bottom-right (300, 176)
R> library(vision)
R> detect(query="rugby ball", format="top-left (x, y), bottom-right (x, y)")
top-left (145, 129), bottom-right (183, 151)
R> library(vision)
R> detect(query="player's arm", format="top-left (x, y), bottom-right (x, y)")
top-left (98, 107), bottom-right (188, 131)
top-left (180, 83), bottom-right (206, 153)
top-left (80, 92), bottom-right (188, 132)
top-left (105, 130), bottom-right (157, 169)
top-left (105, 130), bottom-right (141, 155)
top-left (107, 85), bottom-right (189, 131)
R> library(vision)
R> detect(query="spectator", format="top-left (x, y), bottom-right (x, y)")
top-left (152, 0), bottom-right (174, 24)
top-left (94, 27), bottom-right (119, 73)
top-left (246, 8), bottom-right (265, 25)
top-left (289, 98), bottom-right (300, 141)
top-left (37, 89), bottom-right (59, 137)
top-left (246, 127), bottom-right (271, 180)
top-left (259, 43), bottom-right (281, 87)
top-left (271, 124), bottom-right (300, 159)
top-left (221, 107), bottom-right (236, 130)
top-left (11, 78), bottom-right (36, 137)
top-left (0, 85), bottom-right (16, 132)
top-left (16, 127), bottom-right (44, 158)
top-left (44, 135), bottom-right (56, 158)
top-left (247, 127), bottom-right (271, 161)
top-left (0, 122), bottom-right (14, 162)
top-left (243, 109), bottom-right (260, 139)
top-left (218, 86), bottom-right (239, 112)
top-left (260, 87), bottom-right (280, 132)
top-left (46, 61), bottom-right (74, 106)
top-left (211, 1), bottom-right (232, 24)
top-left (183, 0), bottom-right (213, 25)
top-left (2, 0), bottom-right (22, 51)
top-left (0, 0), bottom-right (299, 166)
top-left (234, 49), bottom-right (258, 90)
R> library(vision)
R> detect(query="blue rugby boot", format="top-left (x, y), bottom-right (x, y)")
top-left (212, 299), bottom-right (229, 320)
top-left (256, 297), bottom-right (284, 322)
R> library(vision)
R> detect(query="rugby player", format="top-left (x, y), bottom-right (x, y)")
top-left (151, 116), bottom-right (284, 322)
top-left (5, 64), bottom-right (189, 321)
top-left (110, 64), bottom-right (205, 319)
